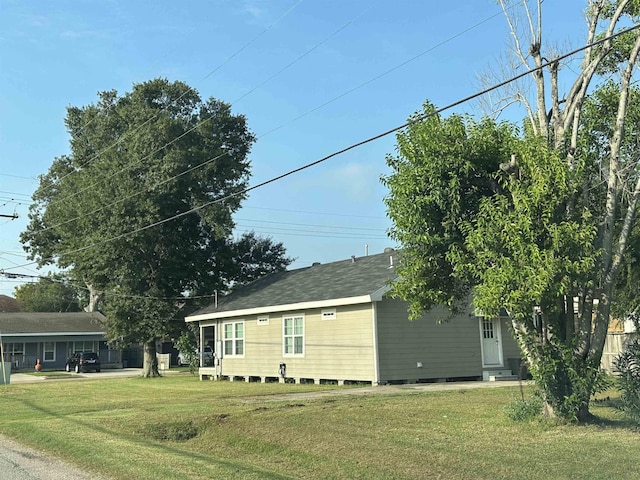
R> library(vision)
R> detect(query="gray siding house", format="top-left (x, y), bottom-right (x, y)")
top-left (0, 312), bottom-right (120, 370)
top-left (186, 251), bottom-right (522, 384)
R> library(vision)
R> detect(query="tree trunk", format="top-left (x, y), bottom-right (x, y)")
top-left (142, 340), bottom-right (161, 378)
top-left (84, 284), bottom-right (104, 312)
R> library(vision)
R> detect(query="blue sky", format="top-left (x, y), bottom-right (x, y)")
top-left (0, 1), bottom-right (587, 297)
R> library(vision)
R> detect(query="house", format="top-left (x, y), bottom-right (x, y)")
top-left (0, 311), bottom-right (121, 370)
top-left (185, 250), bottom-right (522, 385)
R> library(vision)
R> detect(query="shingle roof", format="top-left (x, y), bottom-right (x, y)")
top-left (192, 251), bottom-right (399, 316)
top-left (0, 312), bottom-right (106, 335)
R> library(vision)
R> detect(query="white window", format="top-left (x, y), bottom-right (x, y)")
top-left (223, 321), bottom-right (244, 356)
top-left (257, 316), bottom-right (269, 326)
top-left (73, 341), bottom-right (95, 353)
top-left (43, 342), bottom-right (56, 362)
top-left (283, 315), bottom-right (304, 356)
top-left (321, 309), bottom-right (336, 320)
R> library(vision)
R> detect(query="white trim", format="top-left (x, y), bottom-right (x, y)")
top-left (222, 320), bottom-right (245, 358)
top-left (0, 332), bottom-right (105, 337)
top-left (43, 341), bottom-right (56, 362)
top-left (372, 302), bottom-right (380, 385)
top-left (282, 314), bottom-right (305, 357)
top-left (186, 295), bottom-right (374, 322)
top-left (479, 316), bottom-right (504, 368)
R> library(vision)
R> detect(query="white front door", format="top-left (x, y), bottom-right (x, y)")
top-left (480, 317), bottom-right (503, 367)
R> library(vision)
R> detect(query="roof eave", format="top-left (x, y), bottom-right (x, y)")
top-left (185, 294), bottom-right (378, 322)
top-left (0, 331), bottom-right (106, 337)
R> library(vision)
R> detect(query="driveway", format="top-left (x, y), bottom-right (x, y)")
top-left (0, 434), bottom-right (108, 480)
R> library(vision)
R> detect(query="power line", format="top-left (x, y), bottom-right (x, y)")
top-left (235, 225), bottom-right (387, 239)
top-left (5, 2), bottom-right (524, 222)
top-left (202, 0), bottom-right (305, 81)
top-left (43, 0), bottom-right (306, 200)
top-left (258, 0), bottom-right (520, 139)
top-left (7, 24), bottom-right (639, 273)
top-left (241, 205), bottom-right (386, 219)
top-left (44, 0), bottom-right (364, 211)
top-left (16, 2), bottom-right (512, 233)
top-left (235, 218), bottom-right (385, 231)
top-left (34, 3), bottom-right (380, 235)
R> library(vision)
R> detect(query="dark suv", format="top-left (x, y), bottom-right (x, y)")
top-left (65, 352), bottom-right (101, 373)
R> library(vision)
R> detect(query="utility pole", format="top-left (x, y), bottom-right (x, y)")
top-left (0, 213), bottom-right (17, 219)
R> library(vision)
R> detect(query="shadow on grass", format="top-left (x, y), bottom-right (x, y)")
top-left (17, 398), bottom-right (294, 479)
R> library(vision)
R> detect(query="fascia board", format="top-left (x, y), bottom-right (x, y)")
top-left (185, 295), bottom-right (373, 322)
top-left (0, 332), bottom-right (105, 337)
top-left (370, 284), bottom-right (392, 302)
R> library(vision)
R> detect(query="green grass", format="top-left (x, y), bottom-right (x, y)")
top-left (0, 377), bottom-right (637, 479)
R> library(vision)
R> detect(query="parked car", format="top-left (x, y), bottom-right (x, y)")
top-left (65, 352), bottom-right (101, 373)
top-left (178, 345), bottom-right (213, 366)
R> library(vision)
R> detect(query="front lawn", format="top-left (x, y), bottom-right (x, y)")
top-left (0, 377), bottom-right (635, 479)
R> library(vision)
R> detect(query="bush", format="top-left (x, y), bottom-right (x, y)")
top-left (504, 394), bottom-right (542, 422)
top-left (614, 337), bottom-right (640, 426)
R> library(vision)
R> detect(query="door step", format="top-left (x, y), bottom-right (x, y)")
top-left (488, 374), bottom-right (518, 381)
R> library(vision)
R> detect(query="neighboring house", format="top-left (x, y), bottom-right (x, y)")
top-left (0, 312), bottom-right (121, 370)
top-left (601, 317), bottom-right (636, 374)
top-left (0, 295), bottom-right (21, 312)
top-left (185, 250), bottom-right (522, 385)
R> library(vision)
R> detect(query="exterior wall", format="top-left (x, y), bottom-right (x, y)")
top-left (216, 304), bottom-right (377, 382)
top-left (601, 332), bottom-right (631, 374)
top-left (377, 298), bottom-right (496, 382)
top-left (1, 336), bottom-right (113, 371)
top-left (376, 298), bottom-right (482, 382)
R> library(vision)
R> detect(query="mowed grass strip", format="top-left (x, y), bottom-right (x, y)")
top-left (0, 376), bottom-right (636, 480)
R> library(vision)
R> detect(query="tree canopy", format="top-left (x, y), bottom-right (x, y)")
top-left (383, 0), bottom-right (640, 421)
top-left (14, 275), bottom-right (84, 312)
top-left (21, 78), bottom-right (292, 376)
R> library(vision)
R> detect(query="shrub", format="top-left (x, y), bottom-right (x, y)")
top-left (614, 337), bottom-right (640, 426)
top-left (504, 394), bottom-right (542, 422)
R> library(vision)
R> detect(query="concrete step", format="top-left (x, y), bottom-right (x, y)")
top-left (488, 374), bottom-right (519, 381)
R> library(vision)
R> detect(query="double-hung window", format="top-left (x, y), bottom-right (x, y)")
top-left (224, 321), bottom-right (244, 356)
top-left (283, 315), bottom-right (304, 356)
top-left (43, 342), bottom-right (56, 362)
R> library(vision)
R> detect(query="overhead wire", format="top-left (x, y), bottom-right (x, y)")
top-left (35, 2), bottom-right (509, 235)
top-left (43, 0), bottom-right (369, 210)
top-left (6, 23), bottom-right (639, 276)
top-left (34, 2), bottom-right (381, 234)
top-left (41, 0), bottom-right (306, 196)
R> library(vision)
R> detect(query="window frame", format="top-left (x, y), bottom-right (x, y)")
top-left (283, 314), bottom-right (305, 357)
top-left (43, 341), bottom-right (56, 362)
top-left (223, 320), bottom-right (245, 357)
top-left (72, 341), bottom-right (95, 354)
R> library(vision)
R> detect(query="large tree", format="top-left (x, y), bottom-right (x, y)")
top-left (21, 78), bottom-right (291, 377)
top-left (14, 275), bottom-right (84, 312)
top-left (383, 1), bottom-right (640, 421)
